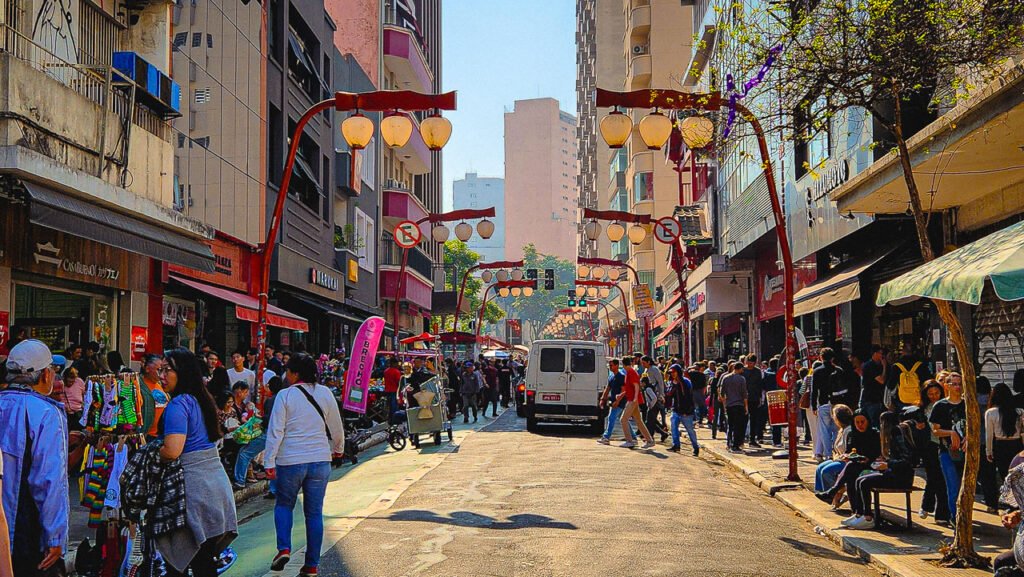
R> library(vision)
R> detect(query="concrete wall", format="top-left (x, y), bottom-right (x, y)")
top-left (326, 0), bottom-right (380, 88)
top-left (504, 98), bottom-right (579, 261)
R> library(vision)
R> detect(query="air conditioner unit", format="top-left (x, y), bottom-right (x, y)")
top-left (632, 45), bottom-right (648, 55)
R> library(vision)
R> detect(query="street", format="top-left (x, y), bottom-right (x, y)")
top-left (225, 411), bottom-right (878, 577)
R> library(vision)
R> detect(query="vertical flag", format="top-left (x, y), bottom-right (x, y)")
top-left (342, 316), bottom-right (385, 413)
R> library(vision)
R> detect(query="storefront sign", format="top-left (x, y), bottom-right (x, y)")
top-left (633, 285), bottom-right (657, 319)
top-left (688, 292), bottom-right (707, 314)
top-left (809, 159), bottom-right (850, 201)
top-left (348, 259), bottom-right (359, 283)
top-left (310, 268), bottom-right (340, 291)
top-left (130, 326), bottom-right (148, 361)
top-left (169, 236), bottom-right (249, 293)
top-left (754, 244), bottom-right (817, 322)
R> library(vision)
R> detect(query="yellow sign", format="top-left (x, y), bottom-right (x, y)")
top-left (632, 285), bottom-right (657, 319)
top-left (347, 259), bottom-right (359, 283)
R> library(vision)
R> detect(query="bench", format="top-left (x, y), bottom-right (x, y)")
top-left (870, 486), bottom-right (923, 529)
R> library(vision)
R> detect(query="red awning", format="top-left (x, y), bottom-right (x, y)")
top-left (654, 315), bottom-right (686, 347)
top-left (652, 292), bottom-right (683, 323)
top-left (479, 335), bottom-right (511, 349)
top-left (400, 332), bottom-right (436, 345)
top-left (170, 275), bottom-right (309, 332)
top-left (438, 331), bottom-right (477, 344)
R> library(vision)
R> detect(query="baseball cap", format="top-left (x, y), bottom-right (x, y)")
top-left (5, 339), bottom-right (54, 374)
top-left (51, 354), bottom-right (67, 369)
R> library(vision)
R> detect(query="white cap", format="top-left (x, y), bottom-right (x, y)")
top-left (5, 339), bottom-right (53, 374)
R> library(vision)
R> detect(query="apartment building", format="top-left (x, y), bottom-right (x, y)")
top-left (504, 98), bottom-right (578, 262)
top-left (453, 173), bottom-right (506, 263)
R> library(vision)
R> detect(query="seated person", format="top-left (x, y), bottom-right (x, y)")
top-left (817, 409), bottom-right (881, 507)
top-left (841, 411), bottom-right (919, 530)
top-left (815, 404), bottom-right (855, 494)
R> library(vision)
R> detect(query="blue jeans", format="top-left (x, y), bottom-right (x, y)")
top-left (671, 412), bottom-right (699, 451)
top-left (815, 460), bottom-right (845, 492)
top-left (814, 404), bottom-right (837, 459)
top-left (275, 461), bottom-right (332, 568)
top-left (234, 433), bottom-right (267, 485)
top-left (603, 405), bottom-right (635, 440)
top-left (939, 450), bottom-right (964, 523)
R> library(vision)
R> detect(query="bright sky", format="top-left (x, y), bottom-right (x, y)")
top-left (441, 0), bottom-right (577, 209)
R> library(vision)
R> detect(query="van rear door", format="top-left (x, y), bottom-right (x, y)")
top-left (566, 346), bottom-right (600, 406)
top-left (535, 346), bottom-right (568, 406)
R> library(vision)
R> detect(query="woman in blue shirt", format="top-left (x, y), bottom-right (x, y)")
top-left (157, 348), bottom-right (238, 577)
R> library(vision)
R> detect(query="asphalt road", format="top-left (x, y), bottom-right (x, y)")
top-left (309, 412), bottom-right (880, 577)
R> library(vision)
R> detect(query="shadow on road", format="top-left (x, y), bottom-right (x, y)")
top-left (778, 536), bottom-right (864, 564)
top-left (387, 509), bottom-right (578, 530)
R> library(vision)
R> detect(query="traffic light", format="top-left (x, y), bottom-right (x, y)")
top-left (544, 268), bottom-right (555, 290)
top-left (526, 268), bottom-right (538, 280)
top-left (568, 297), bottom-right (577, 307)
top-left (655, 286), bottom-right (664, 302)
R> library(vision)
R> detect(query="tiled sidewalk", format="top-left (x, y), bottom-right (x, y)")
top-left (693, 424), bottom-right (1008, 577)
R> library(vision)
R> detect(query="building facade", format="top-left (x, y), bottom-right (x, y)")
top-left (0, 0), bottom-right (217, 364)
top-left (504, 98), bottom-right (578, 262)
top-left (452, 173), bottom-right (506, 263)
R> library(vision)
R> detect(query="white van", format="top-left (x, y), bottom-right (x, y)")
top-left (523, 340), bottom-right (606, 434)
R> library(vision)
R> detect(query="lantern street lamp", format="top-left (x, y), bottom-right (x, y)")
top-left (575, 286), bottom-right (586, 298)
top-left (680, 116), bottom-right (715, 149)
top-left (475, 279), bottom-right (537, 340)
top-left (607, 268), bottom-right (621, 281)
top-left (380, 113), bottom-right (413, 148)
top-left (577, 264), bottom-right (591, 278)
top-left (454, 222), bottom-right (473, 242)
top-left (257, 89), bottom-right (455, 401)
top-left (481, 270), bottom-right (493, 283)
top-left (477, 218), bottom-right (495, 239)
top-left (431, 224), bottom-right (450, 243)
top-left (511, 269), bottom-right (524, 281)
top-left (510, 287), bottom-right (522, 297)
top-left (498, 287), bottom-right (510, 298)
top-left (607, 222), bottom-right (625, 243)
top-left (599, 287), bottom-right (611, 298)
top-left (638, 110), bottom-right (673, 150)
top-left (453, 259), bottom-right (524, 332)
top-left (599, 108), bottom-right (632, 149)
top-left (584, 219), bottom-right (602, 241)
top-left (596, 87), bottom-right (800, 483)
top-left (496, 269), bottom-right (509, 282)
top-left (591, 265), bottom-right (605, 279)
top-left (628, 223), bottom-right (647, 245)
top-left (523, 286), bottom-right (534, 297)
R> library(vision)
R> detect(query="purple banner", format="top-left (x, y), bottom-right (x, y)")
top-left (343, 316), bottom-right (385, 413)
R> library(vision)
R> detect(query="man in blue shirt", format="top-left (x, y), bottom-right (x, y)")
top-left (597, 358), bottom-right (633, 444)
top-left (0, 339), bottom-right (68, 574)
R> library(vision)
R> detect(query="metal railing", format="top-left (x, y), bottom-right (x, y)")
top-left (0, 24), bottom-right (169, 140)
top-left (381, 235), bottom-right (434, 281)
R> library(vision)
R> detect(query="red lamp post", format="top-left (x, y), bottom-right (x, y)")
top-left (595, 88), bottom-right (799, 482)
top-left (576, 279), bottom-right (633, 352)
top-left (453, 259), bottom-right (524, 331)
top-left (255, 90), bottom-right (455, 396)
top-left (392, 208), bottom-right (495, 351)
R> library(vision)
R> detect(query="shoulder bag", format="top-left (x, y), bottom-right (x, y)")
top-left (295, 385), bottom-right (332, 441)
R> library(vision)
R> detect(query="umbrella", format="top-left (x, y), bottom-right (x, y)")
top-left (877, 220), bottom-right (1024, 306)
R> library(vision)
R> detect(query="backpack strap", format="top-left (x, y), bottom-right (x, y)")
top-left (910, 362), bottom-right (922, 372)
top-left (294, 385), bottom-right (331, 441)
top-left (894, 363), bottom-right (908, 372)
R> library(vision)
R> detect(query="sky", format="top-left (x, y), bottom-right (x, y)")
top-left (441, 0), bottom-right (577, 209)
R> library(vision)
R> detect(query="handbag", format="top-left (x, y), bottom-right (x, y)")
top-left (295, 384), bottom-right (332, 441)
top-left (798, 390), bottom-right (811, 410)
top-left (232, 416), bottom-right (263, 444)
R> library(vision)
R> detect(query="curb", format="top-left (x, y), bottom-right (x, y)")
top-left (699, 442), bottom-right (928, 577)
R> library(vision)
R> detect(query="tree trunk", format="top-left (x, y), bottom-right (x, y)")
top-left (890, 97), bottom-right (986, 568)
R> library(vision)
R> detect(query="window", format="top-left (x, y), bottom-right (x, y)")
top-left (177, 133), bottom-right (186, 148)
top-left (287, 7), bottom-right (323, 103)
top-left (634, 172), bottom-right (653, 202)
top-left (194, 87), bottom-right (211, 104)
top-left (354, 208), bottom-right (375, 271)
top-left (194, 136), bottom-right (210, 149)
top-left (268, 105), bottom-right (282, 183)
top-left (192, 32), bottom-right (201, 47)
top-left (539, 348), bottom-right (566, 373)
top-left (173, 32), bottom-right (187, 49)
top-left (206, 34), bottom-right (213, 48)
top-left (794, 97), bottom-right (831, 179)
top-left (570, 348), bottom-right (596, 373)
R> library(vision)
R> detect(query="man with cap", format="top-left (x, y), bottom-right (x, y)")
top-left (0, 339), bottom-right (68, 574)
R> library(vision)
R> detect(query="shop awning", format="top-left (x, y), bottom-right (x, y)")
top-left (170, 275), bottom-right (308, 331)
top-left (651, 292), bottom-right (683, 328)
top-left (877, 220), bottom-right (1024, 306)
top-left (793, 251), bottom-right (892, 317)
top-left (25, 182), bottom-right (216, 272)
top-left (654, 315), bottom-right (686, 347)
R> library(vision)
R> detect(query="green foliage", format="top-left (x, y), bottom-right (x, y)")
top-left (438, 240), bottom-right (504, 332)
top-left (505, 244), bottom-right (577, 337)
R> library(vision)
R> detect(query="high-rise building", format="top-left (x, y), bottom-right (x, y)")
top-left (452, 173), bottom-right (506, 263)
top-left (576, 0), bottom-right (624, 260)
top-left (504, 98), bottom-right (579, 262)
top-left (378, 0), bottom-right (445, 338)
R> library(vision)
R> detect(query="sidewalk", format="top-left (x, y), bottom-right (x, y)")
top-left (693, 424), bottom-right (1006, 577)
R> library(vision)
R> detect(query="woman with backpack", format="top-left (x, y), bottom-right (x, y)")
top-left (841, 411), bottom-right (919, 530)
top-left (987, 382), bottom-right (1024, 483)
top-left (265, 353), bottom-right (346, 577)
top-left (641, 375), bottom-right (668, 443)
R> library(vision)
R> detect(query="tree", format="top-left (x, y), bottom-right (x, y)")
top-left (710, 0), bottom-right (1024, 565)
top-left (506, 244), bottom-right (577, 341)
top-left (438, 240), bottom-right (503, 333)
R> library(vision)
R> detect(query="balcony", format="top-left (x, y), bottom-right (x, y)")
top-left (629, 3), bottom-right (651, 37)
top-left (383, 8), bottom-right (433, 93)
top-left (628, 53), bottom-right (651, 89)
top-left (381, 180), bottom-right (429, 228)
top-left (0, 24), bottom-right (199, 233)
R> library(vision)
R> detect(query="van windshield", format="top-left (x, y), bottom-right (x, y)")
top-left (570, 348), bottom-right (596, 373)
top-left (539, 348), bottom-right (566, 372)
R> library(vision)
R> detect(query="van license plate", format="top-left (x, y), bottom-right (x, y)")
top-left (541, 393), bottom-right (561, 402)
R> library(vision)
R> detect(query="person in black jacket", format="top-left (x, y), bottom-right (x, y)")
top-left (842, 411), bottom-right (918, 530)
top-left (667, 365), bottom-right (699, 455)
top-left (811, 349), bottom-right (838, 460)
top-left (828, 350), bottom-right (861, 411)
top-left (742, 354), bottom-right (766, 447)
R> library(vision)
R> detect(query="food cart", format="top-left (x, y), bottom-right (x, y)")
top-left (395, 333), bottom-right (453, 447)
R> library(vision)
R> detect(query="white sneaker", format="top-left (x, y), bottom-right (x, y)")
top-left (619, 440), bottom-right (637, 449)
top-left (597, 437), bottom-right (610, 445)
top-left (850, 516), bottom-right (875, 530)
top-left (918, 508), bottom-right (929, 519)
top-left (641, 440), bottom-right (656, 449)
top-left (840, 515), bottom-right (860, 527)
